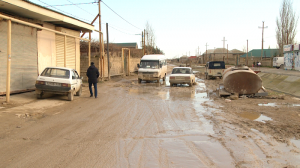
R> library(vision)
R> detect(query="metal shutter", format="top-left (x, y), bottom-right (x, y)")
top-left (66, 36), bottom-right (75, 69)
top-left (55, 34), bottom-right (64, 67)
top-left (0, 21), bottom-right (37, 94)
top-left (0, 20), bottom-right (8, 94)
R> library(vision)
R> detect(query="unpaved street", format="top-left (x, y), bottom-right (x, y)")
top-left (0, 65), bottom-right (300, 167)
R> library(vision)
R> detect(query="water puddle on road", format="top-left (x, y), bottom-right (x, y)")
top-left (258, 103), bottom-right (277, 107)
top-left (238, 111), bottom-right (273, 123)
top-left (258, 103), bottom-right (300, 107)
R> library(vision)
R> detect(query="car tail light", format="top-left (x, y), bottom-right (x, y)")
top-left (185, 77), bottom-right (190, 80)
top-left (170, 76), bottom-right (175, 79)
top-left (36, 80), bottom-right (45, 85)
top-left (61, 83), bottom-right (71, 87)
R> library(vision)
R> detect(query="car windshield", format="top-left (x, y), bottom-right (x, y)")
top-left (172, 68), bottom-right (191, 74)
top-left (208, 62), bottom-right (225, 69)
top-left (140, 60), bottom-right (159, 69)
top-left (41, 68), bottom-right (70, 79)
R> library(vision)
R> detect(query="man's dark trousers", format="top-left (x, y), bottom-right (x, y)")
top-left (89, 82), bottom-right (97, 98)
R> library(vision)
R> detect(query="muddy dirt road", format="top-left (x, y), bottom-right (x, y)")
top-left (0, 65), bottom-right (300, 167)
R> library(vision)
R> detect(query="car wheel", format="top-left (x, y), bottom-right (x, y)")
top-left (76, 86), bottom-right (82, 96)
top-left (68, 91), bottom-right (74, 101)
top-left (138, 79), bottom-right (142, 83)
top-left (37, 93), bottom-right (43, 99)
top-left (219, 76), bottom-right (222, 79)
top-left (276, 67), bottom-right (280, 69)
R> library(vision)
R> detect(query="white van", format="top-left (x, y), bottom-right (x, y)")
top-left (273, 57), bottom-right (284, 69)
top-left (137, 54), bottom-right (167, 83)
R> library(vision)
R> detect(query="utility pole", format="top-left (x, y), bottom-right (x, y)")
top-left (205, 43), bottom-right (209, 63)
top-left (227, 44), bottom-right (228, 64)
top-left (98, 0), bottom-right (102, 80)
top-left (247, 40), bottom-right (248, 66)
top-left (221, 37), bottom-right (227, 58)
top-left (142, 31), bottom-right (144, 55)
top-left (143, 29), bottom-right (146, 55)
top-left (258, 21), bottom-right (268, 61)
top-left (106, 23), bottom-right (110, 80)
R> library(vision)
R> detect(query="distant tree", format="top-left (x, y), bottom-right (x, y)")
top-left (145, 21), bottom-right (156, 54)
top-left (276, 0), bottom-right (298, 56)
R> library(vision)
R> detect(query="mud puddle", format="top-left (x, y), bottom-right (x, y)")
top-left (237, 111), bottom-right (273, 123)
top-left (258, 102), bottom-right (300, 107)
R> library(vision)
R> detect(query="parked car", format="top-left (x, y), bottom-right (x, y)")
top-left (169, 67), bottom-right (195, 87)
top-left (205, 61), bottom-right (225, 79)
top-left (273, 57), bottom-right (284, 69)
top-left (35, 67), bottom-right (82, 101)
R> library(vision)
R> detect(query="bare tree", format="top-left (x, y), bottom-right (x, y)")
top-left (145, 21), bottom-right (156, 54)
top-left (276, 0), bottom-right (298, 56)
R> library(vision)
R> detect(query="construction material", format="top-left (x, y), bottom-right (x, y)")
top-left (223, 66), bottom-right (263, 95)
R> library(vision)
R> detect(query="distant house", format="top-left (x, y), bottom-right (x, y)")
top-left (112, 43), bottom-right (138, 49)
top-left (240, 49), bottom-right (279, 58)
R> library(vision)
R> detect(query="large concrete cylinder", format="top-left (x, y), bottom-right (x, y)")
top-left (223, 66), bottom-right (262, 94)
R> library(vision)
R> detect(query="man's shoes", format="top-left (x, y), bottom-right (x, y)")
top-left (95, 97), bottom-right (97, 98)
top-left (90, 95), bottom-right (93, 97)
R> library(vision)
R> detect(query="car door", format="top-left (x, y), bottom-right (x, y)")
top-left (71, 70), bottom-right (77, 91)
top-left (74, 71), bottom-right (81, 90)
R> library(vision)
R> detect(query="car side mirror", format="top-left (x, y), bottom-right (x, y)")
top-left (137, 64), bottom-right (140, 68)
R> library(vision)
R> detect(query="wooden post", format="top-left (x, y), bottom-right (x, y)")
top-left (6, 19), bottom-right (11, 103)
top-left (122, 48), bottom-right (124, 75)
top-left (106, 23), bottom-right (110, 80)
top-left (128, 49), bottom-right (130, 76)
top-left (99, 1), bottom-right (102, 80)
top-left (64, 35), bottom-right (67, 67)
top-left (88, 32), bottom-right (91, 65)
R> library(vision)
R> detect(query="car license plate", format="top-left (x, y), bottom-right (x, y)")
top-left (46, 82), bottom-right (61, 86)
top-left (176, 77), bottom-right (185, 80)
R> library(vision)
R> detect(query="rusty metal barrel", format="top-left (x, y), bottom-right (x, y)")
top-left (223, 66), bottom-right (262, 95)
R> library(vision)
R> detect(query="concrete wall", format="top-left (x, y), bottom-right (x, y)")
top-left (259, 73), bottom-right (300, 97)
top-left (80, 52), bottom-right (141, 81)
top-left (37, 22), bottom-right (56, 75)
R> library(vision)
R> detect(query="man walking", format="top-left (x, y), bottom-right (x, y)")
top-left (86, 62), bottom-right (99, 98)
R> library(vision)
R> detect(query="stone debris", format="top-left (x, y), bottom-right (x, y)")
top-left (229, 94), bottom-right (239, 100)
top-left (225, 99), bottom-right (231, 103)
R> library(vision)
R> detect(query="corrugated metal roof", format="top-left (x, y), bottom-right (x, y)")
top-left (240, 49), bottom-right (279, 58)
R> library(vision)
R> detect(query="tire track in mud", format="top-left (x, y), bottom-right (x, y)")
top-left (184, 140), bottom-right (217, 168)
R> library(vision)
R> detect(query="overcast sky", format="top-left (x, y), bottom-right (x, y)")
top-left (30, 0), bottom-right (300, 58)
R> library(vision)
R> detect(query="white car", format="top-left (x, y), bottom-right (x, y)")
top-left (35, 67), bottom-right (82, 101)
top-left (169, 67), bottom-right (196, 87)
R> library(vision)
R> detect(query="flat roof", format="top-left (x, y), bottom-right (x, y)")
top-left (0, 0), bottom-right (94, 32)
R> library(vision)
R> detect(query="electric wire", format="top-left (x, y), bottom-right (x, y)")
top-left (36, 0), bottom-right (92, 23)
top-left (101, 0), bottom-right (142, 31)
top-left (44, 2), bottom-right (97, 7)
top-left (66, 0), bottom-right (95, 16)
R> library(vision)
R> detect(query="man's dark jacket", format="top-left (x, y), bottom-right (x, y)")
top-left (86, 65), bottom-right (100, 83)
